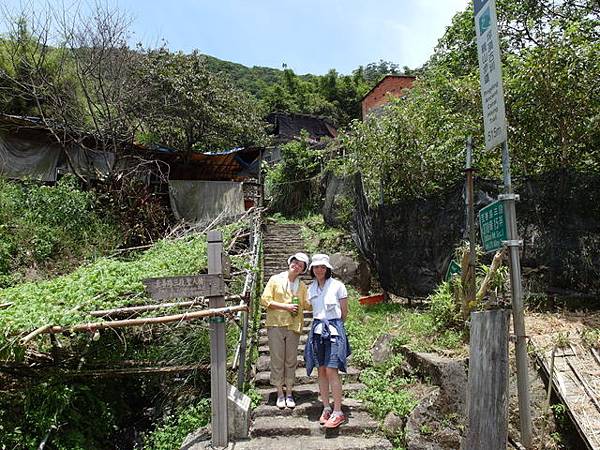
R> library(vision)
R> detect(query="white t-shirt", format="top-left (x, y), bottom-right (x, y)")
top-left (308, 278), bottom-right (348, 335)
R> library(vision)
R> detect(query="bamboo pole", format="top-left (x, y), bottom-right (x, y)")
top-left (24, 304), bottom-right (248, 339)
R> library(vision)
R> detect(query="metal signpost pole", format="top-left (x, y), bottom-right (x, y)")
top-left (473, 0), bottom-right (532, 446)
top-left (501, 142), bottom-right (532, 447)
top-left (207, 230), bottom-right (228, 447)
top-left (465, 137), bottom-right (477, 309)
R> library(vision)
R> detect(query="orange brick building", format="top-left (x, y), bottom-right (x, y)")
top-left (361, 75), bottom-right (416, 119)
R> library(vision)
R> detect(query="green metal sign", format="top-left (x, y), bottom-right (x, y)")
top-left (445, 260), bottom-right (462, 281)
top-left (479, 200), bottom-right (507, 252)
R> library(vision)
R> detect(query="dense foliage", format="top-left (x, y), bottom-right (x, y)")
top-left (0, 176), bottom-right (121, 287)
top-left (336, 0), bottom-right (600, 203)
top-left (264, 134), bottom-right (324, 215)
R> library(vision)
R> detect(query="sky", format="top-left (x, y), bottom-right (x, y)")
top-left (1, 0), bottom-right (471, 75)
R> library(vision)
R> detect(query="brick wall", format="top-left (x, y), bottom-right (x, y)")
top-left (361, 75), bottom-right (415, 119)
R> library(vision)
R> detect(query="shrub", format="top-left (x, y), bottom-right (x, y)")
top-left (142, 399), bottom-right (211, 450)
top-left (428, 281), bottom-right (460, 330)
top-left (0, 176), bottom-right (121, 284)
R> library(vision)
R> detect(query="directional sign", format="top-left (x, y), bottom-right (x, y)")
top-left (445, 260), bottom-right (462, 282)
top-left (479, 200), bottom-right (507, 253)
top-left (474, 0), bottom-right (507, 150)
top-left (143, 274), bottom-right (224, 300)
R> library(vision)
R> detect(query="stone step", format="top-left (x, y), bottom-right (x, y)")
top-left (251, 409), bottom-right (380, 438)
top-left (230, 436), bottom-right (392, 450)
top-left (254, 397), bottom-right (366, 418)
top-left (255, 366), bottom-right (360, 387)
top-left (257, 354), bottom-right (305, 371)
top-left (256, 382), bottom-right (367, 403)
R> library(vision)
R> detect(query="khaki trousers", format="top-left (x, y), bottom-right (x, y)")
top-left (267, 326), bottom-right (300, 388)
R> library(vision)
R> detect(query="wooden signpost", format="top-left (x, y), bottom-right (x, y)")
top-left (143, 274), bottom-right (224, 300)
top-left (207, 230), bottom-right (228, 447)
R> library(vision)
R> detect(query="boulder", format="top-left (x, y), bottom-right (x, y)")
top-left (330, 252), bottom-right (359, 285)
top-left (383, 411), bottom-right (405, 435)
top-left (371, 333), bottom-right (395, 366)
top-left (398, 347), bottom-right (467, 415)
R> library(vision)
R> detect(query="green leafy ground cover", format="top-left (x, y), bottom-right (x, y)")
top-left (0, 218), bottom-right (251, 359)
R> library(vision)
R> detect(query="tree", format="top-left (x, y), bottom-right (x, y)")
top-left (136, 49), bottom-right (268, 153)
top-left (335, 0), bottom-right (600, 203)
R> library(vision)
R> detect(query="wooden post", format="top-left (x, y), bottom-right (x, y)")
top-left (207, 230), bottom-right (228, 447)
top-left (465, 309), bottom-right (510, 450)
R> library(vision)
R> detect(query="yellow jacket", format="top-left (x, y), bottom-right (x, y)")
top-left (260, 271), bottom-right (310, 334)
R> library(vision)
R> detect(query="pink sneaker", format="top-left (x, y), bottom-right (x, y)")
top-left (319, 407), bottom-right (332, 425)
top-left (324, 412), bottom-right (346, 428)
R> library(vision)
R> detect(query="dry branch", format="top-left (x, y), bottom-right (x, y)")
top-left (61, 363), bottom-right (210, 378)
top-left (476, 248), bottom-right (506, 302)
top-left (30, 304), bottom-right (248, 338)
top-left (0, 302), bottom-right (13, 309)
top-left (20, 325), bottom-right (53, 345)
top-left (89, 300), bottom-right (204, 317)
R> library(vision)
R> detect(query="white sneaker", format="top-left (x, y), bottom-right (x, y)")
top-left (285, 396), bottom-right (296, 409)
top-left (276, 395), bottom-right (286, 409)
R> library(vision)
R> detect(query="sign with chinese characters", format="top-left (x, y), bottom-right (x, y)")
top-left (143, 274), bottom-right (224, 300)
top-left (478, 200), bottom-right (507, 253)
top-left (445, 260), bottom-right (462, 282)
top-left (474, 0), bottom-right (507, 150)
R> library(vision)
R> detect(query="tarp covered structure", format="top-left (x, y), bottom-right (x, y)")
top-left (0, 131), bottom-right (61, 181)
top-left (169, 180), bottom-right (245, 223)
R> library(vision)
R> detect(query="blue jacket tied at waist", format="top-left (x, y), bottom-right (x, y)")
top-left (304, 318), bottom-right (351, 375)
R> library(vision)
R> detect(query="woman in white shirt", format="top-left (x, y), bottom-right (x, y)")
top-left (304, 254), bottom-right (351, 429)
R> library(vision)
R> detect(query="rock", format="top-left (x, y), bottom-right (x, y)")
top-left (398, 348), bottom-right (467, 415)
top-left (433, 427), bottom-right (461, 449)
top-left (405, 388), bottom-right (440, 450)
top-left (180, 425), bottom-right (211, 450)
top-left (330, 252), bottom-right (360, 285)
top-left (371, 333), bottom-right (395, 366)
top-left (382, 411), bottom-right (405, 435)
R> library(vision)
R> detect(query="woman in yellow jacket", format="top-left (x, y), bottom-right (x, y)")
top-left (260, 252), bottom-right (310, 409)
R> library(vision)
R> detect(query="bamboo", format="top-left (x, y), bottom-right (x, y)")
top-left (20, 325), bottom-right (53, 345)
top-left (30, 304), bottom-right (248, 338)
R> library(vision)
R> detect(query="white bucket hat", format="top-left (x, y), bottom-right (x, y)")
top-left (309, 253), bottom-right (333, 270)
top-left (287, 252), bottom-right (309, 273)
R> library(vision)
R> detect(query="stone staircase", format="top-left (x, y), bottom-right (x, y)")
top-left (232, 222), bottom-right (392, 450)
